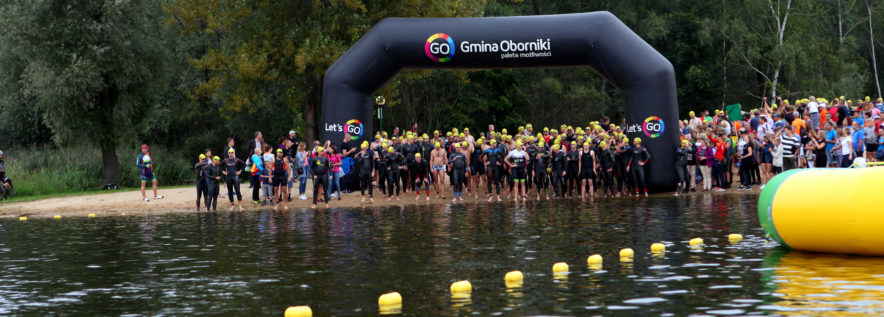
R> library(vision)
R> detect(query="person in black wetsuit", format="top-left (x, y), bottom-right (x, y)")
top-left (205, 156), bottom-right (223, 211)
top-left (525, 139), bottom-right (538, 191)
top-left (675, 139), bottom-right (691, 196)
top-left (448, 142), bottom-right (468, 202)
top-left (578, 141), bottom-right (597, 199)
top-left (550, 144), bottom-right (567, 198)
top-left (533, 141), bottom-right (550, 200)
top-left (194, 154), bottom-right (209, 211)
top-left (566, 141), bottom-right (580, 198)
top-left (413, 153), bottom-right (431, 200)
top-left (627, 137), bottom-right (651, 197)
top-left (221, 149), bottom-right (245, 211)
top-left (469, 141), bottom-right (484, 198)
top-left (310, 147), bottom-right (330, 208)
top-left (482, 140), bottom-right (504, 202)
top-left (385, 146), bottom-right (405, 201)
top-left (271, 149), bottom-right (290, 210)
top-left (355, 141), bottom-right (376, 203)
top-left (615, 138), bottom-right (632, 196)
top-left (401, 137), bottom-right (418, 194)
top-left (597, 141), bottom-right (616, 197)
top-left (374, 141), bottom-right (387, 196)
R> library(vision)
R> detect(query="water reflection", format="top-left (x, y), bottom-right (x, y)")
top-left (764, 250), bottom-right (884, 316)
top-left (0, 194), bottom-right (880, 315)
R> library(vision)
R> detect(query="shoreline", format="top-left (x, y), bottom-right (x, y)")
top-left (0, 184), bottom-right (761, 219)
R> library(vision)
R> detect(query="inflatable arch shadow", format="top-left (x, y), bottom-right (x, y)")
top-left (321, 12), bottom-right (678, 191)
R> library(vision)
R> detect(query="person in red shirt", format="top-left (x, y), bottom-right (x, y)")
top-left (712, 134), bottom-right (727, 191)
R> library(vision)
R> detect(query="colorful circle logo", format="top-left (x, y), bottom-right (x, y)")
top-left (345, 119), bottom-right (363, 140)
top-left (425, 33), bottom-right (455, 62)
top-left (642, 116), bottom-right (665, 138)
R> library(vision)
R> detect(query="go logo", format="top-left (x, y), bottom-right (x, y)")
top-left (425, 33), bottom-right (455, 62)
top-left (345, 119), bottom-right (363, 140)
top-left (642, 116), bottom-right (665, 138)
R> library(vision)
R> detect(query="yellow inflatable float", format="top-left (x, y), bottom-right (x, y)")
top-left (758, 167), bottom-right (884, 256)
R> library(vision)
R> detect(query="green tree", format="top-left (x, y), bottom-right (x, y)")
top-left (1, 0), bottom-right (168, 185)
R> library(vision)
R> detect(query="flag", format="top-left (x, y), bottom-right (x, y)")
top-left (726, 103), bottom-right (742, 122)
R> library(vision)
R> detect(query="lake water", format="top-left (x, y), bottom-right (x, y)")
top-left (2, 195), bottom-right (884, 316)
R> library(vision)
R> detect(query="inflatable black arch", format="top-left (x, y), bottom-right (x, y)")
top-left (321, 12), bottom-right (678, 191)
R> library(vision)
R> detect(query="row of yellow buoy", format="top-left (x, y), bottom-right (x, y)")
top-left (17, 213), bottom-right (116, 221)
top-left (283, 233), bottom-right (744, 316)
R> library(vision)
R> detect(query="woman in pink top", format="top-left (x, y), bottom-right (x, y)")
top-left (327, 145), bottom-right (343, 200)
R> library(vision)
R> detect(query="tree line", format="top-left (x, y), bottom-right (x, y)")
top-left (1, 0), bottom-right (883, 187)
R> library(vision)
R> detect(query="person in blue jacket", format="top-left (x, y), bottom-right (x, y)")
top-left (136, 144), bottom-right (164, 202)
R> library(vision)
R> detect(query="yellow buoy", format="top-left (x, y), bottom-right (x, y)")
top-left (53, 215), bottom-right (62, 219)
top-left (728, 234), bottom-right (743, 242)
top-left (587, 254), bottom-right (603, 265)
top-left (504, 271), bottom-right (523, 286)
top-left (88, 214), bottom-right (96, 218)
top-left (378, 292), bottom-right (402, 307)
top-left (450, 280), bottom-right (472, 294)
top-left (284, 305), bottom-right (312, 317)
top-left (651, 243), bottom-right (665, 252)
top-left (18, 216), bottom-right (27, 221)
top-left (619, 248), bottom-right (634, 258)
top-left (552, 262), bottom-right (569, 274)
top-left (689, 238), bottom-right (703, 246)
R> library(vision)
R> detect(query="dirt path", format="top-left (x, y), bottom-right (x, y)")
top-left (0, 184), bottom-right (760, 218)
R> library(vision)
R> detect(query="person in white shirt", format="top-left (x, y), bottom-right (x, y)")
top-left (807, 96), bottom-right (820, 131)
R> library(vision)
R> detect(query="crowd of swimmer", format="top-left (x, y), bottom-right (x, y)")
top-left (337, 122), bottom-right (651, 206)
top-left (192, 122), bottom-right (653, 210)
top-left (677, 95), bottom-right (884, 193)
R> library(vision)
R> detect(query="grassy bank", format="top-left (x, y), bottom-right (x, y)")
top-left (3, 145), bottom-right (194, 199)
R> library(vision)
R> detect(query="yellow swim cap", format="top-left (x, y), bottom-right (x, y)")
top-left (434, 130), bottom-right (439, 134)
top-left (689, 111), bottom-right (695, 116)
top-left (583, 141), bottom-right (589, 147)
top-left (316, 146), bottom-right (324, 152)
top-left (213, 156), bottom-right (220, 161)
top-left (361, 141), bottom-right (369, 149)
top-left (454, 142), bottom-right (461, 148)
top-left (552, 145), bottom-right (560, 150)
top-left (543, 127), bottom-right (549, 131)
top-left (502, 128), bottom-right (508, 134)
top-left (199, 154), bottom-right (206, 159)
top-left (599, 141), bottom-right (607, 148)
top-left (570, 141), bottom-right (576, 145)
top-left (415, 153), bottom-right (421, 158)
top-left (490, 139), bottom-right (497, 145)
top-left (228, 148), bottom-right (235, 153)
top-left (681, 139), bottom-right (689, 145)
top-left (387, 147), bottom-right (394, 153)
top-left (434, 142), bottom-right (441, 147)
top-left (276, 148), bottom-right (283, 153)
top-left (447, 132), bottom-right (452, 137)
top-left (422, 133), bottom-right (428, 138)
top-left (461, 141), bottom-right (468, 147)
top-left (516, 141), bottom-right (523, 147)
top-left (538, 141), bottom-right (545, 147)
top-left (464, 127), bottom-right (469, 132)
top-left (634, 137), bottom-right (642, 143)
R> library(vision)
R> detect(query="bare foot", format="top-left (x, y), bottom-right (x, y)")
top-left (487, 196), bottom-right (493, 202)
top-left (324, 204), bottom-right (329, 208)
top-left (238, 206), bottom-right (243, 212)
top-left (370, 197), bottom-right (375, 203)
top-left (311, 204), bottom-right (317, 209)
top-left (425, 196), bottom-right (429, 201)
top-left (452, 197), bottom-right (457, 203)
